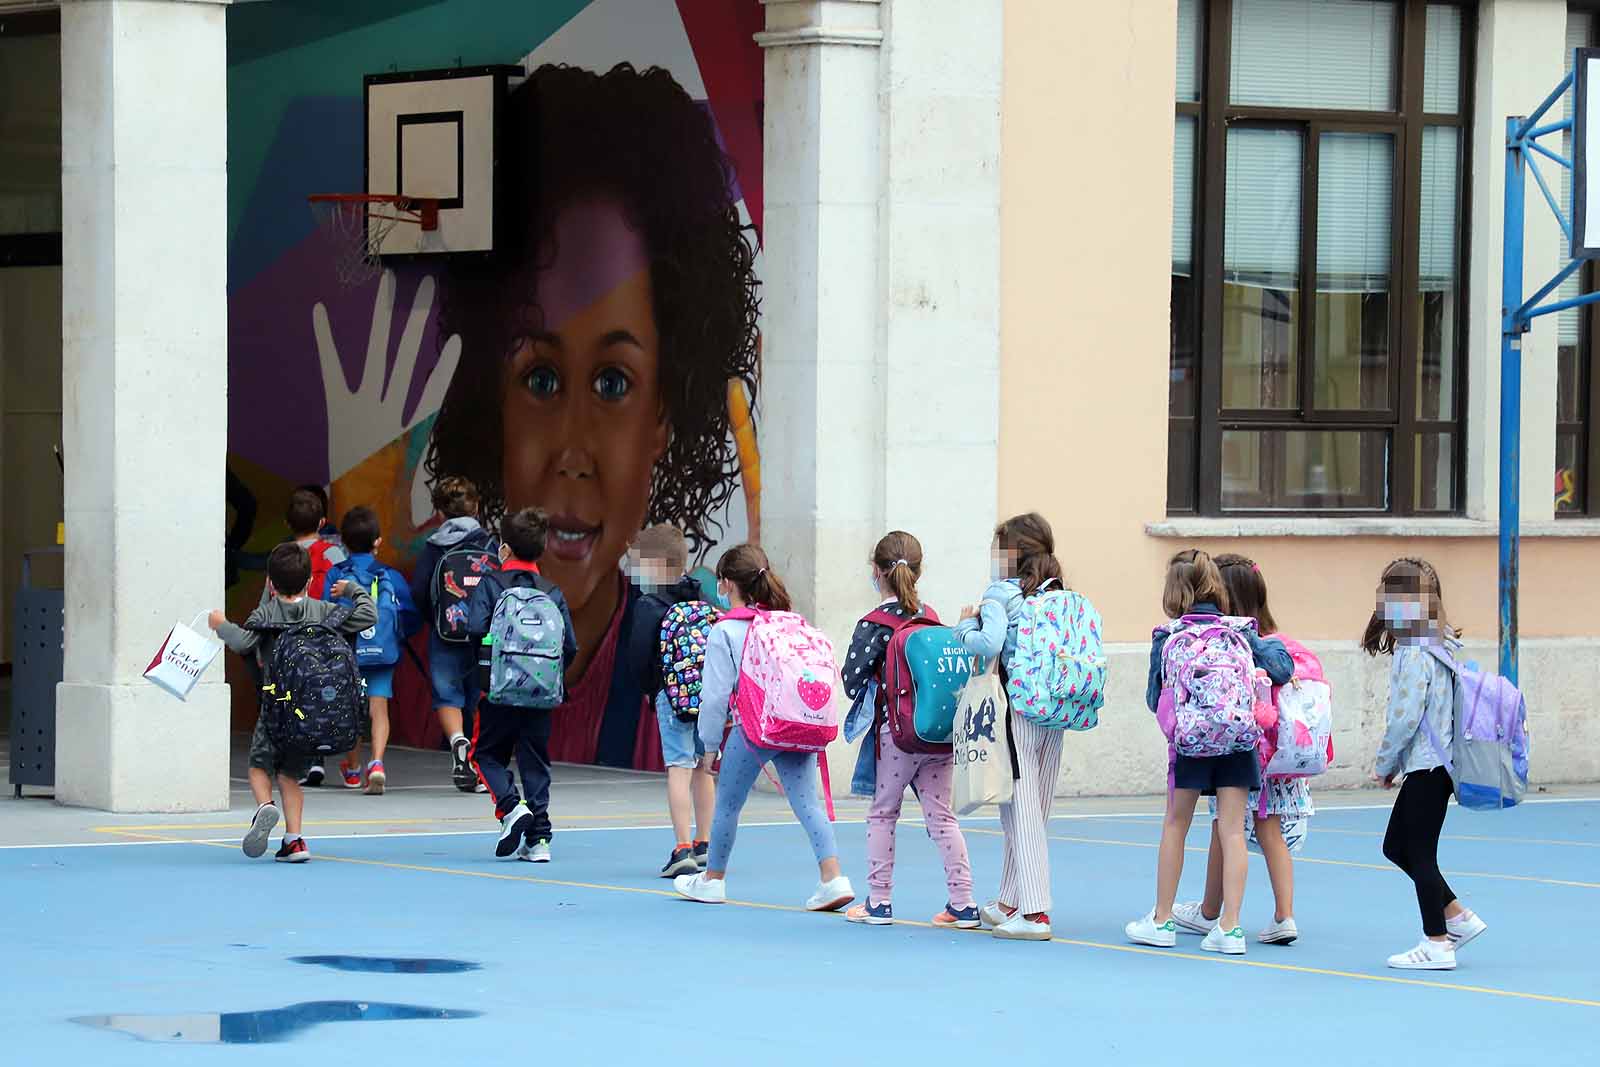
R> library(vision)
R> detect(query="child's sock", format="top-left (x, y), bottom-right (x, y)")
top-left (284, 833), bottom-right (303, 845)
top-left (693, 838), bottom-right (709, 848)
top-left (676, 841), bottom-right (693, 851)
top-left (449, 732), bottom-right (466, 747)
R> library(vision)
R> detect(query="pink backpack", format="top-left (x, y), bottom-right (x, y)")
top-left (724, 607), bottom-right (841, 752)
top-left (1158, 615), bottom-right (1261, 758)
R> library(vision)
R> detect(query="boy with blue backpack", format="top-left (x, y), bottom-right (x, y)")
top-left (467, 507), bottom-right (576, 862)
top-left (624, 524), bottom-right (718, 878)
top-left (324, 506), bottom-right (421, 795)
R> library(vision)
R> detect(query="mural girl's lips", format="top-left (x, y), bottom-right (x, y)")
top-left (547, 516), bottom-right (600, 563)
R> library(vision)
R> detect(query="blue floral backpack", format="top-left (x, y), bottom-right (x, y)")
top-left (1006, 584), bottom-right (1107, 731)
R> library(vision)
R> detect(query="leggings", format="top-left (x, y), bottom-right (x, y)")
top-left (707, 729), bottom-right (837, 873)
top-left (866, 723), bottom-right (974, 907)
top-left (1381, 766), bottom-right (1457, 937)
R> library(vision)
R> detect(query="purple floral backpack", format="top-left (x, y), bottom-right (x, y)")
top-left (1157, 615), bottom-right (1261, 758)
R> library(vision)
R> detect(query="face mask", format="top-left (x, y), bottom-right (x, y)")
top-left (1381, 599), bottom-right (1424, 624)
top-left (870, 573), bottom-right (882, 598)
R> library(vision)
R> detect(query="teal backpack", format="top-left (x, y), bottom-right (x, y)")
top-left (1006, 586), bottom-right (1107, 731)
top-left (865, 606), bottom-right (984, 754)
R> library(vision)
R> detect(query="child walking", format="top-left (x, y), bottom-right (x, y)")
top-left (952, 513), bottom-right (1067, 941)
top-left (1172, 554), bottom-right (1312, 946)
top-left (324, 506), bottom-right (421, 794)
top-left (279, 487), bottom-right (346, 788)
top-left (410, 476), bottom-right (497, 792)
top-left (842, 532), bottom-right (977, 929)
top-left (1366, 558), bottom-right (1487, 970)
top-left (625, 524), bottom-right (717, 878)
top-left (674, 544), bottom-right (855, 911)
top-left (1126, 549), bottom-right (1292, 956)
top-left (210, 542), bottom-right (376, 862)
top-left (467, 507), bottom-right (576, 862)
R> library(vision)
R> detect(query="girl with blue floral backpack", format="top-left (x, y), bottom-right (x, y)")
top-left (952, 513), bottom-right (1081, 942)
top-left (1365, 558), bottom-right (1493, 972)
top-left (1125, 549), bottom-right (1292, 957)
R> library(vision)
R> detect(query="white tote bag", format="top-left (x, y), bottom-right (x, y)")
top-left (143, 613), bottom-right (224, 701)
top-left (952, 660), bottom-right (1013, 815)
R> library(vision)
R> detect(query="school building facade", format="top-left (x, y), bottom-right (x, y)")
top-left (0, 0), bottom-right (1595, 811)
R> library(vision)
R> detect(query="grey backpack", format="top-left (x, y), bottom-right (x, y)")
top-left (488, 586), bottom-right (565, 708)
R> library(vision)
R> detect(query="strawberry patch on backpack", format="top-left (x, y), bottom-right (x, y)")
top-left (796, 670), bottom-right (832, 711)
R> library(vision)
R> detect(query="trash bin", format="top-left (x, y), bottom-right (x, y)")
top-left (11, 548), bottom-right (63, 797)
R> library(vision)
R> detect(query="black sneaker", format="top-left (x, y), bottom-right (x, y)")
top-left (450, 738), bottom-right (476, 792)
top-left (274, 837), bottom-right (310, 863)
top-left (660, 846), bottom-right (698, 879)
top-left (692, 841), bottom-right (709, 870)
top-left (299, 762), bottom-right (325, 788)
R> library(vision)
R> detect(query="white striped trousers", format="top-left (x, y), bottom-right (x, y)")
top-left (996, 712), bottom-right (1065, 915)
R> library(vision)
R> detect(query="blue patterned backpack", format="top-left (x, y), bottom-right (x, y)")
top-left (1007, 586), bottom-right (1107, 731)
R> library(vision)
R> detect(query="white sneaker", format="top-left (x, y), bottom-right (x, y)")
top-left (1258, 916), bottom-right (1299, 945)
top-left (1446, 910), bottom-right (1487, 951)
top-left (495, 804), bottom-right (534, 859)
top-left (980, 901), bottom-right (1014, 928)
top-left (1125, 910), bottom-right (1178, 948)
top-left (805, 875), bottom-right (855, 912)
top-left (1172, 901), bottom-right (1218, 935)
top-left (1202, 924), bottom-right (1247, 955)
top-left (519, 838), bottom-right (551, 863)
top-left (675, 871), bottom-right (727, 904)
top-left (992, 913), bottom-right (1052, 941)
top-left (1388, 938), bottom-right (1456, 970)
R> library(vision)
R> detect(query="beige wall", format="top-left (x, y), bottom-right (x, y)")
top-left (1001, 0), bottom-right (1599, 645)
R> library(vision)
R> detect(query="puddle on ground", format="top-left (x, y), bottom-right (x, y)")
top-left (73, 1001), bottom-right (480, 1044)
top-left (290, 955), bottom-right (481, 974)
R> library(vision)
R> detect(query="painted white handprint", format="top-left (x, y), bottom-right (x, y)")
top-left (313, 270), bottom-right (462, 485)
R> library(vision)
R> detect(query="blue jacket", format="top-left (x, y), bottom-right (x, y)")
top-left (465, 562), bottom-right (578, 671)
top-left (1145, 602), bottom-right (1293, 713)
top-left (324, 552), bottom-right (422, 640)
top-left (952, 578), bottom-right (1029, 664)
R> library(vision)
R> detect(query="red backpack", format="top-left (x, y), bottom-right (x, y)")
top-left (307, 540), bottom-right (338, 600)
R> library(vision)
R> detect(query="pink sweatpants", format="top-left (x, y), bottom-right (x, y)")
top-left (866, 723), bottom-right (975, 908)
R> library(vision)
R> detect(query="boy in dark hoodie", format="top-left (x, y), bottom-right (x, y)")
top-left (411, 476), bottom-right (499, 791)
top-left (467, 507), bottom-right (576, 863)
top-left (625, 524), bottom-right (716, 878)
top-left (210, 542), bottom-right (377, 863)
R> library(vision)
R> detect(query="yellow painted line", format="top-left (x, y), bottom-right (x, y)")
top-left (961, 828), bottom-right (1600, 890)
top-left (90, 827), bottom-right (1600, 1009)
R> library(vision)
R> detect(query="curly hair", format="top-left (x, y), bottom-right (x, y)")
top-left (425, 62), bottom-right (761, 561)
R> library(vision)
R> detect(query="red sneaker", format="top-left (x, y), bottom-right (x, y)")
top-left (274, 837), bottom-right (310, 863)
top-left (339, 762), bottom-right (362, 789)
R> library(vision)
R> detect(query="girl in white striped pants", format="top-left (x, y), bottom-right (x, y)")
top-left (953, 512), bottom-right (1068, 942)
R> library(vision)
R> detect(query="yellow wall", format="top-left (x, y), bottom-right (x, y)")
top-left (1000, 0), bottom-right (1597, 643)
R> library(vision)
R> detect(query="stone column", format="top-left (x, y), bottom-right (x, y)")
top-left (56, 0), bottom-right (231, 811)
top-left (1466, 0), bottom-right (1566, 522)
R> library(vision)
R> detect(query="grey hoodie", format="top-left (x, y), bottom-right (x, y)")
top-left (219, 586), bottom-right (377, 671)
top-left (409, 516), bottom-right (495, 620)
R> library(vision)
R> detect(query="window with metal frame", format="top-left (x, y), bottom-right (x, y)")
top-left (1558, 5), bottom-right (1599, 515)
top-left (0, 8), bottom-right (62, 268)
top-left (1168, 0), bottom-right (1470, 515)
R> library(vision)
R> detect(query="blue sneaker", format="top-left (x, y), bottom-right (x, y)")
top-left (933, 902), bottom-right (982, 929)
top-left (845, 900), bottom-right (893, 925)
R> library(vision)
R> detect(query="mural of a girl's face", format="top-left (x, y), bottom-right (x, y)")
top-left (501, 196), bottom-right (669, 618)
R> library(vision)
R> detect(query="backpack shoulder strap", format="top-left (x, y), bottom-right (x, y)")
top-left (863, 608), bottom-right (907, 630)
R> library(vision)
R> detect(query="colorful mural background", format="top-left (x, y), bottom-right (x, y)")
top-left (224, 0), bottom-right (764, 768)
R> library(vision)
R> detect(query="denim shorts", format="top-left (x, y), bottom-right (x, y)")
top-left (427, 639), bottom-right (479, 710)
top-left (655, 693), bottom-right (706, 769)
top-left (362, 665), bottom-right (395, 700)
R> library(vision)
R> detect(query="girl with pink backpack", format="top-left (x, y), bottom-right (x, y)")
top-left (1170, 555), bottom-right (1323, 948)
top-left (1125, 549), bottom-right (1292, 957)
top-left (673, 544), bottom-right (857, 912)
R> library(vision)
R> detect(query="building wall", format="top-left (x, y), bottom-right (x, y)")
top-left (1000, 0), bottom-right (1599, 793)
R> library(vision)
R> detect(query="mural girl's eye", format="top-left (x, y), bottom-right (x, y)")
top-left (523, 365), bottom-right (561, 398)
top-left (592, 366), bottom-right (632, 402)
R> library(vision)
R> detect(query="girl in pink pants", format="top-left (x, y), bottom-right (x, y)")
top-left (842, 531), bottom-right (978, 928)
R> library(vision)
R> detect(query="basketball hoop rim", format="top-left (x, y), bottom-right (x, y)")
top-left (307, 193), bottom-right (440, 231)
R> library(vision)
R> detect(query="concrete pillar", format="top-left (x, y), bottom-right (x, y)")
top-left (55, 0), bottom-right (231, 811)
top-left (877, 0), bottom-right (1001, 617)
top-left (756, 0), bottom-right (885, 647)
top-left (1466, 0), bottom-right (1565, 523)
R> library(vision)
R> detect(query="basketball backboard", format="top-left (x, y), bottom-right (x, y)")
top-left (364, 65), bottom-right (520, 258)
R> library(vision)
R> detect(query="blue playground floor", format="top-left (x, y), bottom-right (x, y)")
top-left (3, 782), bottom-right (1597, 1064)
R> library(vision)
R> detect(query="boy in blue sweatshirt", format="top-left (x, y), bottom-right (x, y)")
top-left (324, 506), bottom-right (421, 794)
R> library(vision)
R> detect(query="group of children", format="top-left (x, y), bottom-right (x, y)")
top-left (208, 495), bottom-right (1492, 971)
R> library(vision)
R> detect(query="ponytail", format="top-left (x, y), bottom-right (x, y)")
top-left (872, 531), bottom-right (923, 615)
top-left (716, 543), bottom-right (793, 612)
top-left (995, 512), bottom-right (1065, 598)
